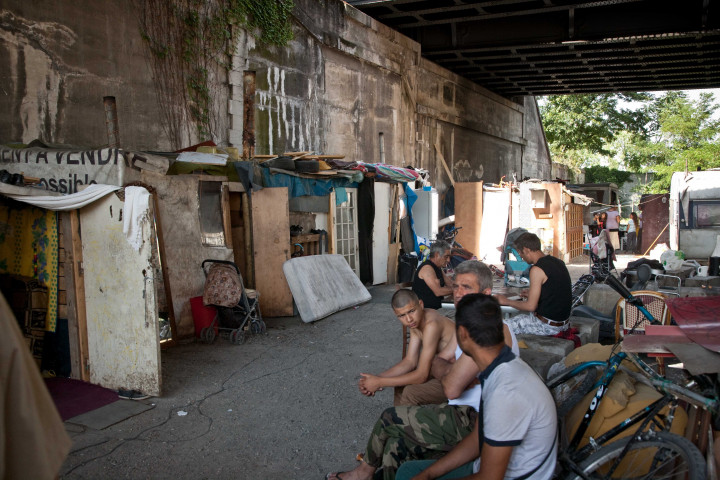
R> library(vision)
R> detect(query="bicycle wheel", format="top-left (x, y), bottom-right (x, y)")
top-left (568, 431), bottom-right (705, 480)
top-left (548, 364), bottom-right (601, 418)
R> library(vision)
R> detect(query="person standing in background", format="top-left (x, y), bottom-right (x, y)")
top-left (626, 212), bottom-right (639, 254)
top-left (605, 206), bottom-right (621, 250)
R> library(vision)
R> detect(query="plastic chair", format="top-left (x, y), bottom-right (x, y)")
top-left (614, 290), bottom-right (671, 342)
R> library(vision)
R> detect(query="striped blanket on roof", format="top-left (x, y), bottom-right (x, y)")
top-left (353, 162), bottom-right (420, 182)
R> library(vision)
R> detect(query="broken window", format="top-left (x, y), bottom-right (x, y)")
top-left (198, 181), bottom-right (226, 247)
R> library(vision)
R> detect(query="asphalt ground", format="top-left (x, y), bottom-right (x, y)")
top-left (59, 253), bottom-right (637, 479)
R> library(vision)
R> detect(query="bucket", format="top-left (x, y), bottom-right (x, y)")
top-left (190, 296), bottom-right (217, 337)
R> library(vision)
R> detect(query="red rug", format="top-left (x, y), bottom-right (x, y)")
top-left (44, 377), bottom-right (119, 421)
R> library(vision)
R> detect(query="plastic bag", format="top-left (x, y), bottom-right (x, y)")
top-left (660, 249), bottom-right (685, 271)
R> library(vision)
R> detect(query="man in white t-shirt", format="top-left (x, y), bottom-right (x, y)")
top-left (395, 294), bottom-right (557, 480)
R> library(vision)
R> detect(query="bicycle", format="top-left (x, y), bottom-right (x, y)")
top-left (546, 276), bottom-right (719, 479)
top-left (548, 347), bottom-right (718, 479)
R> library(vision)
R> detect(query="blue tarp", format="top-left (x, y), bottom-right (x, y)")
top-left (260, 169), bottom-right (358, 205)
top-left (404, 184), bottom-right (420, 255)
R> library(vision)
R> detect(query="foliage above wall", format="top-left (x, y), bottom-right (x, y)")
top-left (135, 0), bottom-right (294, 149)
top-left (583, 166), bottom-right (633, 188)
top-left (539, 91), bottom-right (720, 193)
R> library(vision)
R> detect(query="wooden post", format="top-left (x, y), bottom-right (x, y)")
top-left (60, 212), bottom-right (81, 378)
top-left (328, 191), bottom-right (336, 254)
top-left (242, 193), bottom-right (254, 287)
top-left (68, 210), bottom-right (89, 381)
top-left (151, 194), bottom-right (177, 348)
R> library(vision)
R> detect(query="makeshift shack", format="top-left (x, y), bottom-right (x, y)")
top-left (454, 180), bottom-right (590, 264)
top-left (670, 170), bottom-right (720, 259)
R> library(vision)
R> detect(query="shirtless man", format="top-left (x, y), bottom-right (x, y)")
top-left (358, 289), bottom-right (456, 397)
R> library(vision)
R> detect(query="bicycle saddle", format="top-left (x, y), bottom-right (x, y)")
top-left (630, 264), bottom-right (652, 291)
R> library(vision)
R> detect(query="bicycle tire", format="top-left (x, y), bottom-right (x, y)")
top-left (567, 431), bottom-right (705, 480)
top-left (548, 364), bottom-right (602, 418)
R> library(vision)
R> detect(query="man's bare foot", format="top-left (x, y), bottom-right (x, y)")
top-left (326, 460), bottom-right (375, 480)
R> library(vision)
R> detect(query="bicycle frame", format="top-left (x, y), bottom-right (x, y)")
top-left (551, 350), bottom-right (719, 479)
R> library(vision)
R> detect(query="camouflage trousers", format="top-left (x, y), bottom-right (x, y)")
top-left (364, 403), bottom-right (477, 480)
top-left (505, 312), bottom-right (568, 336)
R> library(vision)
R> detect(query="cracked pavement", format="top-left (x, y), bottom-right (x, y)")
top-left (60, 285), bottom-right (400, 479)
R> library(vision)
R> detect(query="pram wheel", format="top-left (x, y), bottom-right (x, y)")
top-left (229, 329), bottom-right (246, 345)
top-left (200, 327), bottom-right (216, 344)
top-left (251, 319), bottom-right (266, 335)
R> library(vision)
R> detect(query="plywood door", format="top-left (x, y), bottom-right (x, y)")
top-left (80, 193), bottom-right (161, 395)
top-left (252, 187), bottom-right (293, 317)
top-left (455, 182), bottom-right (484, 257)
top-left (372, 182), bottom-right (391, 285)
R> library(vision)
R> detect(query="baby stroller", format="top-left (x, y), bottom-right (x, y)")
top-left (200, 259), bottom-right (265, 344)
top-left (501, 227), bottom-right (531, 287)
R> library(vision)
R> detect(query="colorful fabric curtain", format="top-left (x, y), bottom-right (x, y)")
top-left (0, 204), bottom-right (59, 331)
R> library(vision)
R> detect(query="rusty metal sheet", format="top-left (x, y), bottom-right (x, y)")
top-left (621, 334), bottom-right (692, 354)
top-left (666, 296), bottom-right (720, 353)
top-left (664, 343), bottom-right (720, 376)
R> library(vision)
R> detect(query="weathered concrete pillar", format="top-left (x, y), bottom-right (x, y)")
top-left (103, 96), bottom-right (120, 148)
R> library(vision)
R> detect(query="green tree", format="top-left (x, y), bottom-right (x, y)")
top-left (539, 93), bottom-right (650, 172)
top-left (626, 92), bottom-right (720, 191)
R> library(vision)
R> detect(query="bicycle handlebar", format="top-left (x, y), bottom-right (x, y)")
top-left (619, 364), bottom-right (719, 414)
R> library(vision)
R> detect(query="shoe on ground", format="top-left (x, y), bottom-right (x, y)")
top-left (118, 389), bottom-right (151, 400)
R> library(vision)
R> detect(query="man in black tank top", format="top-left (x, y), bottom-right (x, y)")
top-left (412, 241), bottom-right (453, 309)
top-left (494, 233), bottom-right (572, 335)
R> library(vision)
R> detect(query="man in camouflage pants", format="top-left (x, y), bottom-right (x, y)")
top-left (326, 261), bottom-right (520, 480)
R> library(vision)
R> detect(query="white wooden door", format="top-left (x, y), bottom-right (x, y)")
top-left (80, 193), bottom-right (161, 395)
top-left (372, 182), bottom-right (390, 285)
top-left (333, 188), bottom-right (360, 276)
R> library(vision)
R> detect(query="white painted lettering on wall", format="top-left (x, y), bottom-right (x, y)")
top-left (254, 67), bottom-right (311, 154)
top-left (0, 147), bottom-right (127, 193)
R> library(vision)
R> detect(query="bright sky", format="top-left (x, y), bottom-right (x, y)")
top-left (622, 88), bottom-right (720, 119)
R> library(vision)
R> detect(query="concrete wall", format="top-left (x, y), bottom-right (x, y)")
top-left (137, 171), bottom-right (234, 338)
top-left (1, 0), bottom-right (555, 187)
top-left (0, 1), bottom-right (173, 150)
top-left (229, 0), bottom-right (555, 199)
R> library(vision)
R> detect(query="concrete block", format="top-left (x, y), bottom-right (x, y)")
top-left (569, 316), bottom-right (599, 344)
top-left (228, 129), bottom-right (243, 146)
top-left (682, 277), bottom-right (720, 288)
top-left (517, 334), bottom-right (575, 357)
top-left (583, 284), bottom-right (621, 316)
top-left (228, 99), bottom-right (243, 116)
top-left (519, 349), bottom-right (563, 380)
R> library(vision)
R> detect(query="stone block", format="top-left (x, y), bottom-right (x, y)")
top-left (517, 334), bottom-right (575, 357)
top-left (569, 316), bottom-right (599, 344)
top-left (519, 348), bottom-right (563, 380)
top-left (682, 277), bottom-right (720, 288)
top-left (583, 284), bottom-right (621, 316)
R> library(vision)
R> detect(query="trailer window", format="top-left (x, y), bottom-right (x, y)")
top-left (691, 201), bottom-right (720, 228)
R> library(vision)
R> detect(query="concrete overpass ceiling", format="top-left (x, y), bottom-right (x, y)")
top-left (346, 0), bottom-right (720, 97)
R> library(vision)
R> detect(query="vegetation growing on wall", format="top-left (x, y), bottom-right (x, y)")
top-left (135, 0), bottom-right (294, 149)
top-left (583, 166), bottom-right (633, 188)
